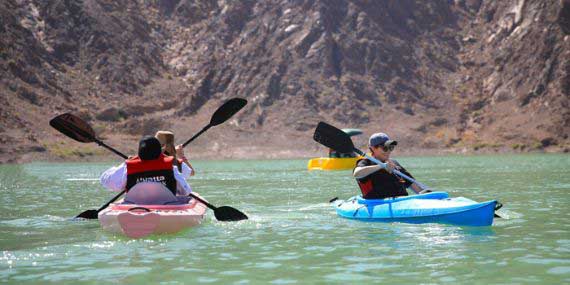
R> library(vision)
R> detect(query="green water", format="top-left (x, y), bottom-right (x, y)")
top-left (0, 154), bottom-right (569, 284)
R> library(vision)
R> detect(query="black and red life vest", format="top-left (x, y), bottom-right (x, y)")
top-left (125, 154), bottom-right (177, 194)
top-left (354, 158), bottom-right (410, 199)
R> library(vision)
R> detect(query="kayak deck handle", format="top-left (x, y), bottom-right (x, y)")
top-left (128, 207), bottom-right (151, 212)
top-left (494, 201), bottom-right (503, 212)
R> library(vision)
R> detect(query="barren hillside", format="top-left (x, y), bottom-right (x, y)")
top-left (1, 0), bottom-right (568, 163)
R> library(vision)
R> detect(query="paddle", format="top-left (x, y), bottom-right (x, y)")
top-left (313, 121), bottom-right (503, 218)
top-left (182, 98), bottom-right (247, 147)
top-left (49, 113), bottom-right (128, 159)
top-left (50, 98), bottom-right (249, 221)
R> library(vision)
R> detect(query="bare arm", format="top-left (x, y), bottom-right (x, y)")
top-left (176, 144), bottom-right (195, 176)
top-left (181, 157), bottom-right (195, 176)
top-left (353, 159), bottom-right (398, 179)
top-left (353, 165), bottom-right (383, 179)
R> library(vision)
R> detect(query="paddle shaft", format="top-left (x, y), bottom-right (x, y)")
top-left (89, 142), bottom-right (130, 214)
top-left (94, 139), bottom-right (128, 159)
top-left (188, 193), bottom-right (217, 210)
top-left (182, 125), bottom-right (211, 148)
top-left (96, 189), bottom-right (127, 212)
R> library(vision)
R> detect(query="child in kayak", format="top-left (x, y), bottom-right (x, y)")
top-left (155, 131), bottom-right (195, 178)
top-left (100, 136), bottom-right (192, 204)
top-left (353, 133), bottom-right (423, 199)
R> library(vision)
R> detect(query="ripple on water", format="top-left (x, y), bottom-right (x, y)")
top-left (197, 276), bottom-right (219, 283)
top-left (270, 278), bottom-right (298, 284)
top-left (219, 270), bottom-right (245, 276)
top-left (547, 266), bottom-right (570, 275)
top-left (439, 276), bottom-right (457, 282)
top-left (325, 272), bottom-right (377, 282)
top-left (261, 253), bottom-right (301, 261)
top-left (172, 267), bottom-right (204, 273)
top-left (519, 257), bottom-right (570, 265)
top-left (0, 215), bottom-right (67, 228)
top-left (545, 230), bottom-right (569, 234)
top-left (345, 262), bottom-right (403, 271)
top-left (253, 261), bottom-right (281, 269)
top-left (21, 266), bottom-right (152, 282)
top-left (303, 245), bottom-right (336, 253)
top-left (499, 247), bottom-right (527, 253)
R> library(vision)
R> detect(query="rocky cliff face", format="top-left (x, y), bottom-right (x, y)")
top-left (1, 0), bottom-right (568, 163)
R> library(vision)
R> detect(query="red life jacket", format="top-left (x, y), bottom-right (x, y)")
top-left (125, 154), bottom-right (177, 194)
top-left (355, 158), bottom-right (409, 199)
top-left (357, 179), bottom-right (374, 197)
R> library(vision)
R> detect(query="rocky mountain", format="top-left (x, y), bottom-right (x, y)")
top-left (1, 0), bottom-right (568, 163)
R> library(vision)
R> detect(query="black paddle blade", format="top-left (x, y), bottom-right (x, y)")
top-left (213, 206), bottom-right (249, 222)
top-left (74, 209), bottom-right (99, 220)
top-left (50, 113), bottom-right (96, 143)
top-left (210, 98), bottom-right (247, 126)
top-left (313, 122), bottom-right (355, 153)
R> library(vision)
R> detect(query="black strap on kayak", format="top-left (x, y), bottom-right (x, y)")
top-left (353, 205), bottom-right (366, 217)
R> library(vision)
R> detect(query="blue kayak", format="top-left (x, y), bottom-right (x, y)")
top-left (332, 192), bottom-right (497, 226)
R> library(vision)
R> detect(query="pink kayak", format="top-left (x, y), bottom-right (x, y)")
top-left (98, 193), bottom-right (207, 238)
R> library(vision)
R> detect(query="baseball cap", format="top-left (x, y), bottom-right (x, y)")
top-left (369, 132), bottom-right (398, 147)
top-left (138, 136), bottom-right (162, 160)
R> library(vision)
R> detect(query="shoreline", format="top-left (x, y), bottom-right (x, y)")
top-left (4, 145), bottom-right (568, 164)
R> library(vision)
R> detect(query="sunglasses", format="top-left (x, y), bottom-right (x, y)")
top-left (376, 144), bottom-right (395, 152)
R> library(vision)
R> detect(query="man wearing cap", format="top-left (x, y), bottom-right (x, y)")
top-left (100, 136), bottom-right (192, 200)
top-left (353, 133), bottom-right (422, 199)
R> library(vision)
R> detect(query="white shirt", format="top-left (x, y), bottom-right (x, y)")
top-left (179, 162), bottom-right (193, 179)
top-left (100, 162), bottom-right (192, 195)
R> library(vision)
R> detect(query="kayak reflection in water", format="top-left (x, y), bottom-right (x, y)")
top-left (352, 132), bottom-right (423, 199)
top-left (155, 131), bottom-right (195, 178)
top-left (99, 136), bottom-right (192, 205)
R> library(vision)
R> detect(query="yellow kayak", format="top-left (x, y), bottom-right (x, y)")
top-left (309, 127), bottom-right (363, 170)
top-left (307, 157), bottom-right (361, 171)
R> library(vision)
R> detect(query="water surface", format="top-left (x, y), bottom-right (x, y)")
top-left (1, 154), bottom-right (569, 284)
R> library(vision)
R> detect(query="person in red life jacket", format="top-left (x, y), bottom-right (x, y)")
top-left (155, 131), bottom-right (195, 179)
top-left (100, 136), bottom-right (192, 198)
top-left (352, 133), bottom-right (423, 199)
